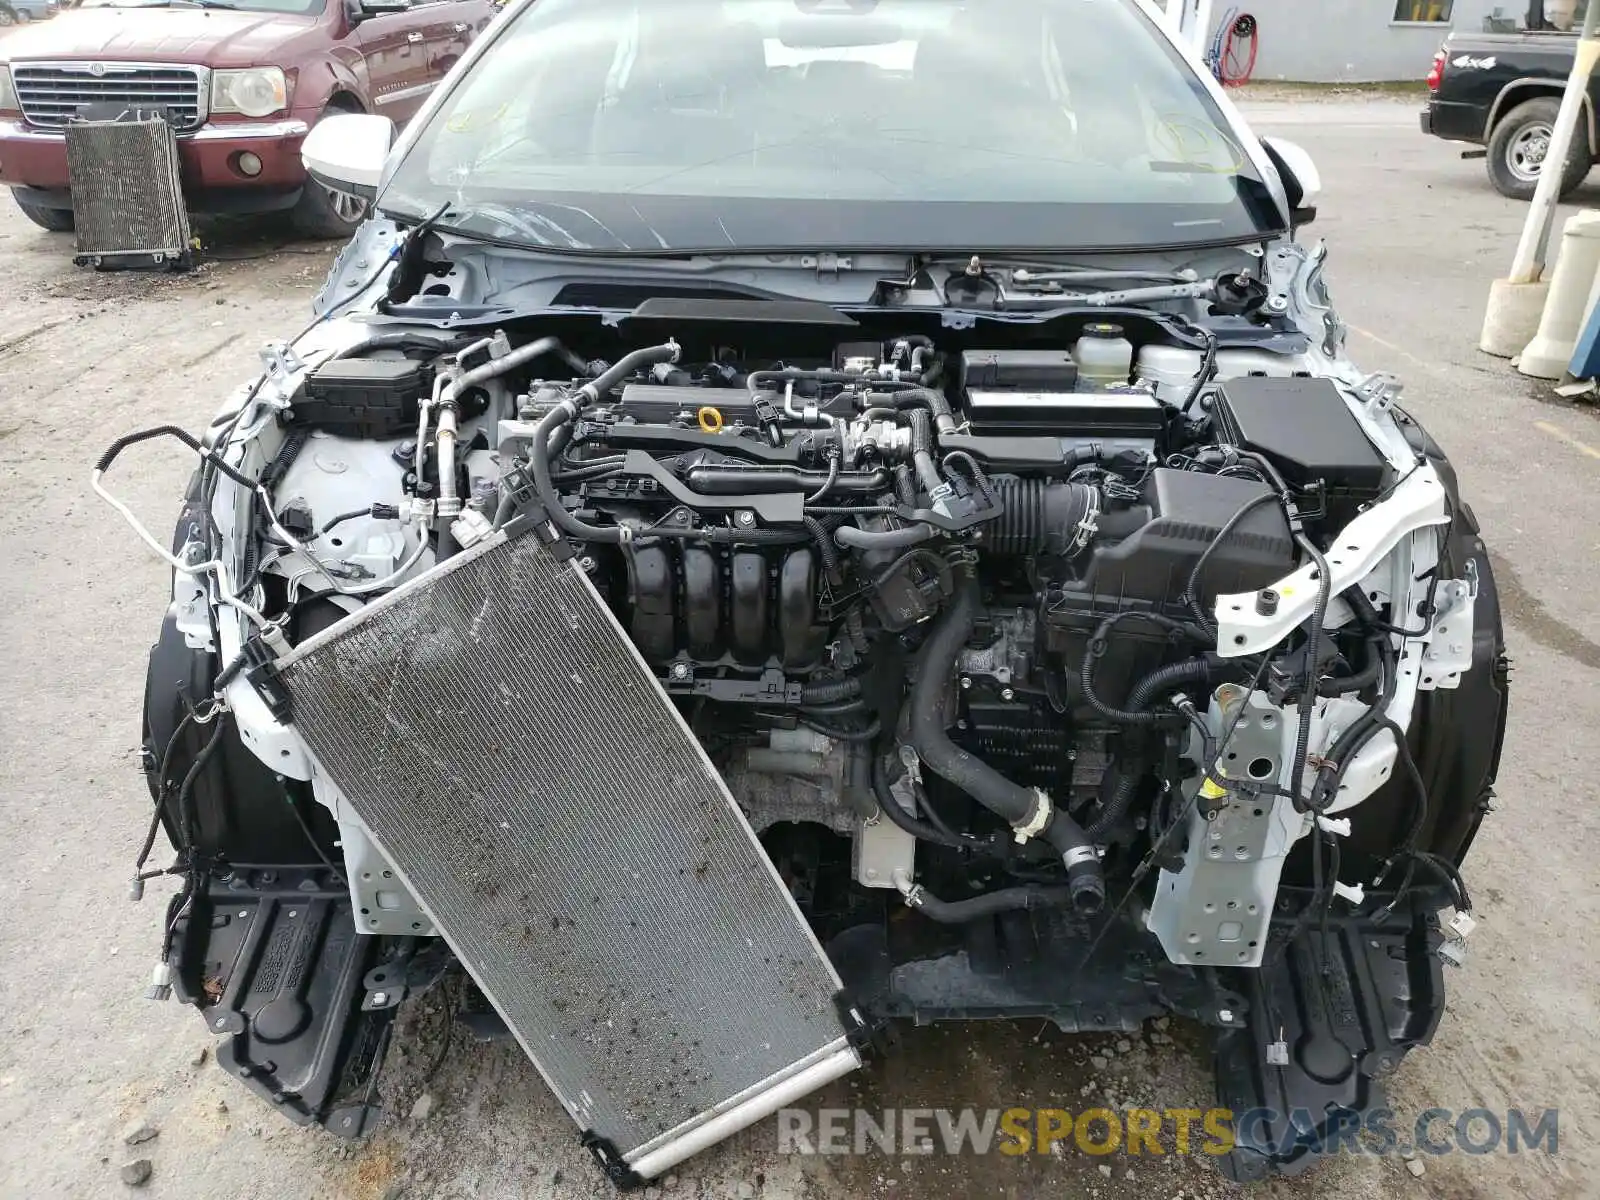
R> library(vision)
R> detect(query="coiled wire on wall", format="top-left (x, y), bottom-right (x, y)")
top-left (1205, 9), bottom-right (1258, 87)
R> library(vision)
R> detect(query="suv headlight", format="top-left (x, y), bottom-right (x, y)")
top-left (211, 68), bottom-right (288, 119)
top-left (0, 67), bottom-right (17, 117)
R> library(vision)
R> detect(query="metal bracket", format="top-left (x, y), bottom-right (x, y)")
top-left (258, 342), bottom-right (306, 395)
top-left (1352, 371), bottom-right (1403, 415)
top-left (1419, 560), bottom-right (1478, 689)
top-left (1215, 467), bottom-right (1451, 655)
top-left (1148, 691), bottom-right (1289, 967)
top-left (805, 251), bottom-right (852, 280)
top-left (1262, 245), bottom-right (1297, 315)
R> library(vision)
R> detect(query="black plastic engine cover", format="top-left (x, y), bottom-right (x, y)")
top-left (1078, 468), bottom-right (1296, 604)
top-left (296, 357), bottom-right (433, 439)
top-left (1211, 377), bottom-right (1387, 526)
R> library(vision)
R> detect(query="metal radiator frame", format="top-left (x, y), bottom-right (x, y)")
top-left (272, 528), bottom-right (860, 1181)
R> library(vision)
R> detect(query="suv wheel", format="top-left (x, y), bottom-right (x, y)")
top-left (0, 7), bottom-right (16, 25)
top-left (290, 105), bottom-right (371, 239)
top-left (1487, 97), bottom-right (1591, 201)
top-left (13, 192), bottom-right (75, 232)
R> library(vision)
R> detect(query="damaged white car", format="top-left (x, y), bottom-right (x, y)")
top-left (102, 0), bottom-right (1508, 1184)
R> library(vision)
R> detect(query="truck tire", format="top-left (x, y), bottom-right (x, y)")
top-left (0, 7), bottom-right (16, 25)
top-left (13, 193), bottom-right (75, 231)
top-left (290, 104), bottom-right (371, 240)
top-left (1487, 97), bottom-right (1591, 201)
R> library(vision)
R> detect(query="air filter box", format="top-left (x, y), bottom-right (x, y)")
top-left (294, 357), bottom-right (432, 438)
top-left (1077, 468), bottom-right (1295, 604)
top-left (1210, 376), bottom-right (1388, 527)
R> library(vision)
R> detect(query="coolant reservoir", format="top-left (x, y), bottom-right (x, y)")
top-left (1135, 344), bottom-right (1205, 406)
top-left (1073, 323), bottom-right (1134, 389)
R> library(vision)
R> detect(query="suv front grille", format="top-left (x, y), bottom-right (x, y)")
top-left (11, 63), bottom-right (205, 131)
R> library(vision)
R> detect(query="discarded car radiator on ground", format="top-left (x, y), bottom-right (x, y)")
top-left (273, 529), bottom-right (863, 1184)
top-left (63, 115), bottom-right (191, 270)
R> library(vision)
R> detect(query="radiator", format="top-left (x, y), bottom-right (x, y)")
top-left (274, 530), bottom-right (859, 1180)
top-left (64, 116), bottom-right (191, 269)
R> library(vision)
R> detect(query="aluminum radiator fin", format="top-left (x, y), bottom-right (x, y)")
top-left (276, 532), bottom-right (853, 1163)
top-left (64, 117), bottom-right (190, 261)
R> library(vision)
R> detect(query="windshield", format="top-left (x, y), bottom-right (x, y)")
top-left (381, 0), bottom-right (1283, 254)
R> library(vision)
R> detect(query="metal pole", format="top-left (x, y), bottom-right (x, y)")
top-left (1508, 0), bottom-right (1600, 284)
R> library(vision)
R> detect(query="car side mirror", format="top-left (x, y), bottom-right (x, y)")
top-left (348, 0), bottom-right (408, 25)
top-left (1261, 136), bottom-right (1321, 228)
top-left (302, 112), bottom-right (395, 201)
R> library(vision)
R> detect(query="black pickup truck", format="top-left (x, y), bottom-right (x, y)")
top-left (1422, 0), bottom-right (1596, 199)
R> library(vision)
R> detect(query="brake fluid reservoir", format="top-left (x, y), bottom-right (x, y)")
top-left (1135, 344), bottom-right (1205, 406)
top-left (1073, 323), bottom-right (1134, 389)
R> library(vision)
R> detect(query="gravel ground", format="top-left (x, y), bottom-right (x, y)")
top-left (1, 98), bottom-right (1597, 1200)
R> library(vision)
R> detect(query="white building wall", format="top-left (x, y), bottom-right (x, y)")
top-left (1203, 0), bottom-right (1509, 83)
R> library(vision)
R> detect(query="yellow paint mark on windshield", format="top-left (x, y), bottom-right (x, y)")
top-left (1151, 115), bottom-right (1246, 174)
top-left (446, 102), bottom-right (509, 135)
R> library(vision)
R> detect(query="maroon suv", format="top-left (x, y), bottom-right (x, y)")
top-left (0, 0), bottom-right (493, 237)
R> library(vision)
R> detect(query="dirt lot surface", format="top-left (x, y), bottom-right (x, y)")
top-left (1, 98), bottom-right (1598, 1200)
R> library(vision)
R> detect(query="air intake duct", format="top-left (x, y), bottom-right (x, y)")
top-left (986, 480), bottom-right (1098, 556)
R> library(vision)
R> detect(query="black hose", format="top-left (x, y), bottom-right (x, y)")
top-left (804, 515), bottom-right (844, 584)
top-left (1079, 612), bottom-right (1207, 726)
top-left (908, 569), bottom-right (1036, 828)
top-left (869, 751), bottom-right (972, 848)
top-left (800, 699), bottom-right (869, 718)
top-left (331, 330), bottom-right (471, 360)
top-left (908, 564), bottom-right (1102, 910)
top-left (867, 386), bottom-right (955, 433)
top-left (1088, 658), bottom-right (1219, 839)
top-left (529, 405), bottom-right (627, 544)
top-left (904, 408), bottom-right (944, 496)
top-left (836, 523), bottom-right (934, 551)
top-left (799, 677), bottom-right (862, 704)
top-left (799, 716), bottom-right (882, 742)
top-left (321, 508), bottom-right (377, 534)
top-left (435, 524), bottom-right (460, 563)
top-left (871, 548), bottom-right (954, 598)
top-left (1305, 636), bottom-right (1399, 812)
top-left (1316, 637), bottom-right (1383, 697)
top-left (1128, 659), bottom-right (1217, 712)
top-left (523, 343), bottom-right (683, 545)
top-left (579, 341), bottom-right (680, 402)
top-left (903, 884), bottom-right (1074, 923)
top-left (96, 425), bottom-right (257, 488)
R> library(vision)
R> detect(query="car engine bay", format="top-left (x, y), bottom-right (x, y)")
top-left (104, 237), bottom-right (1509, 1183)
